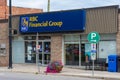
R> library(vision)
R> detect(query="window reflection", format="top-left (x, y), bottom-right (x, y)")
top-left (65, 44), bottom-right (79, 65)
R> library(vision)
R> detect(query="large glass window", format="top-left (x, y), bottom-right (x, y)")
top-left (99, 41), bottom-right (116, 63)
top-left (64, 34), bottom-right (116, 67)
top-left (81, 43), bottom-right (98, 65)
top-left (64, 35), bottom-right (80, 66)
top-left (65, 44), bottom-right (79, 65)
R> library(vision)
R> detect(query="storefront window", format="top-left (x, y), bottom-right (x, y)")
top-left (65, 44), bottom-right (79, 65)
top-left (64, 34), bottom-right (116, 67)
top-left (25, 41), bottom-right (36, 63)
top-left (64, 35), bottom-right (80, 66)
top-left (99, 41), bottom-right (116, 63)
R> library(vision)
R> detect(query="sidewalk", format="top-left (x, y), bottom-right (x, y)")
top-left (0, 64), bottom-right (120, 80)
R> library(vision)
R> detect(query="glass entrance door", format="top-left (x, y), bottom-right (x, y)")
top-left (38, 41), bottom-right (51, 65)
top-left (25, 40), bottom-right (51, 65)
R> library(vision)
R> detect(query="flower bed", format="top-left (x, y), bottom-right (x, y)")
top-left (45, 61), bottom-right (63, 73)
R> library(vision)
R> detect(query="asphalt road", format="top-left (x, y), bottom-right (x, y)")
top-left (0, 72), bottom-right (102, 80)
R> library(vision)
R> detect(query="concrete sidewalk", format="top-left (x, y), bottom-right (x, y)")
top-left (0, 64), bottom-right (120, 80)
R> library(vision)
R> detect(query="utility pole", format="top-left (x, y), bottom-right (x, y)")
top-left (36, 32), bottom-right (40, 73)
top-left (35, 0), bottom-right (50, 73)
top-left (8, 0), bottom-right (12, 69)
top-left (47, 0), bottom-right (50, 12)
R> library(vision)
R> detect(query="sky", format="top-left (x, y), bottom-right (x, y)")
top-left (7, 0), bottom-right (120, 12)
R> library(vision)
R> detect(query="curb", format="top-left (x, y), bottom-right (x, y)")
top-left (47, 73), bottom-right (120, 80)
top-left (57, 74), bottom-right (120, 80)
top-left (0, 69), bottom-right (120, 80)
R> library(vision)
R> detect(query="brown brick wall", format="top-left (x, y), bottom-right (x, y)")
top-left (0, 0), bottom-right (43, 19)
top-left (0, 0), bottom-right (7, 19)
top-left (0, 6), bottom-right (6, 18)
top-left (0, 20), bottom-right (9, 66)
top-left (117, 13), bottom-right (120, 55)
top-left (0, 0), bottom-right (6, 6)
top-left (7, 6), bottom-right (43, 17)
top-left (51, 35), bottom-right (62, 62)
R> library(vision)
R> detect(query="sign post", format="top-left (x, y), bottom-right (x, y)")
top-left (36, 32), bottom-right (40, 73)
top-left (87, 31), bottom-right (100, 77)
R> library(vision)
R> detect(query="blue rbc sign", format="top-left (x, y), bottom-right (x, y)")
top-left (19, 9), bottom-right (86, 33)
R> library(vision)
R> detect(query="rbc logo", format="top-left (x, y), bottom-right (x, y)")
top-left (21, 17), bottom-right (29, 32)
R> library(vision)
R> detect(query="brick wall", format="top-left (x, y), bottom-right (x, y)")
top-left (116, 13), bottom-right (120, 55)
top-left (51, 35), bottom-right (62, 62)
top-left (7, 6), bottom-right (43, 17)
top-left (0, 0), bottom-right (6, 6)
top-left (0, 20), bottom-right (9, 66)
top-left (0, 0), bottom-right (7, 19)
top-left (0, 0), bottom-right (43, 19)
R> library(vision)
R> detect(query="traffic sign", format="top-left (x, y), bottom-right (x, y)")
top-left (36, 45), bottom-right (40, 50)
top-left (91, 53), bottom-right (96, 60)
top-left (87, 32), bottom-right (100, 43)
top-left (91, 43), bottom-right (96, 50)
top-left (91, 43), bottom-right (96, 60)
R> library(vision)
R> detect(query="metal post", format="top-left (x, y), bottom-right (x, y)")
top-left (47, 0), bottom-right (50, 12)
top-left (8, 0), bottom-right (12, 69)
top-left (36, 33), bottom-right (40, 73)
top-left (92, 60), bottom-right (94, 76)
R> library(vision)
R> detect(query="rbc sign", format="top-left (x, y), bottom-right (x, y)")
top-left (19, 10), bottom-right (86, 33)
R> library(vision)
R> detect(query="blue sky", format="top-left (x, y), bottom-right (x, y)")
top-left (7, 0), bottom-right (120, 12)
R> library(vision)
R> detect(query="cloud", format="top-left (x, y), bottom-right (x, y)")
top-left (7, 0), bottom-right (48, 10)
top-left (50, 0), bottom-right (120, 11)
top-left (7, 0), bottom-right (120, 12)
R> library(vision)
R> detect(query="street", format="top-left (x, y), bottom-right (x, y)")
top-left (0, 72), bottom-right (102, 80)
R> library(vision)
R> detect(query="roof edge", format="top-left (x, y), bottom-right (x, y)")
top-left (84, 5), bottom-right (119, 10)
top-left (12, 5), bottom-right (119, 17)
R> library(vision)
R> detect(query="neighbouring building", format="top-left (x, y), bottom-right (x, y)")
top-left (0, 0), bottom-right (43, 66)
top-left (0, 5), bottom-right (120, 69)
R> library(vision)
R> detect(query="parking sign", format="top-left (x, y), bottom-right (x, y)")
top-left (87, 31), bottom-right (100, 43)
